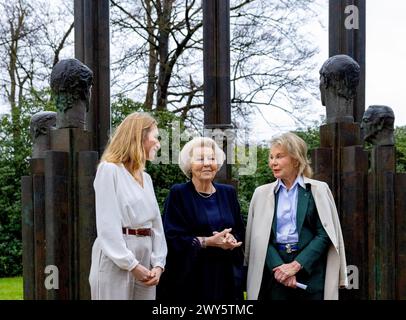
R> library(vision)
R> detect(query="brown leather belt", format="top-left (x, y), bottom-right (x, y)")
top-left (122, 227), bottom-right (152, 236)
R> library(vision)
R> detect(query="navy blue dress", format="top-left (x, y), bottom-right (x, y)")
top-left (157, 181), bottom-right (245, 301)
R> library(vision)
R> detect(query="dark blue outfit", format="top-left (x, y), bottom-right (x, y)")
top-left (157, 181), bottom-right (245, 301)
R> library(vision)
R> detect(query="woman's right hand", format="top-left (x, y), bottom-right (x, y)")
top-left (131, 264), bottom-right (153, 282)
top-left (206, 228), bottom-right (242, 250)
top-left (272, 261), bottom-right (302, 283)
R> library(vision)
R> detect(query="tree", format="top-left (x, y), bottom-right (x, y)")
top-left (395, 126), bottom-right (406, 173)
top-left (233, 145), bottom-right (274, 219)
top-left (0, 0), bottom-right (74, 144)
top-left (0, 89), bottom-right (55, 277)
top-left (295, 127), bottom-right (320, 153)
top-left (110, 0), bottom-right (320, 128)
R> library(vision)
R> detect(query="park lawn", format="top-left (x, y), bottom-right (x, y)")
top-left (0, 276), bottom-right (245, 300)
top-left (0, 277), bottom-right (23, 300)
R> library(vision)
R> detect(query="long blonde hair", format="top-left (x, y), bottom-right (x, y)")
top-left (270, 132), bottom-right (313, 178)
top-left (101, 112), bottom-right (157, 174)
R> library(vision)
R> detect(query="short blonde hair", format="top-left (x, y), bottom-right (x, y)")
top-left (101, 112), bottom-right (157, 174)
top-left (270, 132), bottom-right (313, 178)
top-left (179, 137), bottom-right (226, 178)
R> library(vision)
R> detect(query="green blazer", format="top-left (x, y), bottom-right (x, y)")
top-left (265, 183), bottom-right (331, 292)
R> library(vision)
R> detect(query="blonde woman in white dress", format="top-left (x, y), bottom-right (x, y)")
top-left (89, 112), bottom-right (167, 300)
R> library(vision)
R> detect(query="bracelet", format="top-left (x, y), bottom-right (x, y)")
top-left (201, 237), bottom-right (207, 248)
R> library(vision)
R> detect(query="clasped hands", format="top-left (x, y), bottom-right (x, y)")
top-left (131, 264), bottom-right (163, 286)
top-left (204, 228), bottom-right (242, 250)
top-left (272, 260), bottom-right (302, 288)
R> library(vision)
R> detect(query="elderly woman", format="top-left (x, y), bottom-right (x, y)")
top-left (157, 137), bottom-right (245, 301)
top-left (245, 132), bottom-right (347, 300)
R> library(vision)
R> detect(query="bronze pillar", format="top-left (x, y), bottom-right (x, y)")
top-left (203, 0), bottom-right (233, 184)
top-left (329, 0), bottom-right (366, 123)
top-left (74, 0), bottom-right (111, 155)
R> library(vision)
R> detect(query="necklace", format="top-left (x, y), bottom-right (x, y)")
top-left (196, 186), bottom-right (215, 198)
top-left (197, 191), bottom-right (213, 198)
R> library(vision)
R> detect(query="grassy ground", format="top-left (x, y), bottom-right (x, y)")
top-left (0, 277), bottom-right (244, 300)
top-left (0, 277), bottom-right (23, 300)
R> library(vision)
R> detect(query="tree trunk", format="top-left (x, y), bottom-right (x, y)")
top-left (7, 8), bottom-right (23, 144)
top-left (143, 0), bottom-right (157, 110)
top-left (155, 0), bottom-right (173, 111)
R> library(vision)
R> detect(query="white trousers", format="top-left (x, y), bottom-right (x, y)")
top-left (89, 235), bottom-right (155, 300)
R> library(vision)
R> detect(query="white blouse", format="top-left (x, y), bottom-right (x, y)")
top-left (93, 161), bottom-right (167, 271)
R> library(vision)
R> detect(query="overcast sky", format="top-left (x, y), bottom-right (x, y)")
top-left (252, 0), bottom-right (406, 140)
top-left (365, 0), bottom-right (406, 125)
top-left (1, 0), bottom-right (405, 141)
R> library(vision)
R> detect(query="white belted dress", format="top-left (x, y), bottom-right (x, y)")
top-left (89, 161), bottom-right (167, 300)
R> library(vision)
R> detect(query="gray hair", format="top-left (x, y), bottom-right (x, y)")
top-left (178, 137), bottom-right (226, 179)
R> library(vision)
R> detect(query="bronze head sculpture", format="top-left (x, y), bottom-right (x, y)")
top-left (50, 59), bottom-right (93, 129)
top-left (361, 105), bottom-right (395, 146)
top-left (30, 111), bottom-right (57, 158)
top-left (319, 54), bottom-right (360, 124)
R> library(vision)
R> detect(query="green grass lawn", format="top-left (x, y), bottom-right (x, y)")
top-left (0, 277), bottom-right (23, 300)
top-left (0, 277), bottom-right (244, 300)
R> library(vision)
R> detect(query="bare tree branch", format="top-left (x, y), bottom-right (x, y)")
top-left (52, 21), bottom-right (74, 67)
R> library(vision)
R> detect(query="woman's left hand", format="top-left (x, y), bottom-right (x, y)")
top-left (272, 261), bottom-right (302, 283)
top-left (281, 275), bottom-right (297, 288)
top-left (143, 266), bottom-right (163, 287)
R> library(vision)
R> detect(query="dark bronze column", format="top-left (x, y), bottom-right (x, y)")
top-left (77, 151), bottom-right (98, 300)
top-left (21, 176), bottom-right (34, 300)
top-left (340, 145), bottom-right (368, 299)
top-left (313, 54), bottom-right (368, 299)
top-left (44, 151), bottom-right (70, 300)
top-left (74, 0), bottom-right (111, 155)
top-left (49, 128), bottom-right (94, 300)
top-left (312, 123), bottom-right (369, 300)
top-left (329, 0), bottom-right (366, 123)
top-left (368, 146), bottom-right (396, 299)
top-left (203, 0), bottom-right (233, 184)
top-left (30, 159), bottom-right (47, 300)
top-left (395, 173), bottom-right (406, 299)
